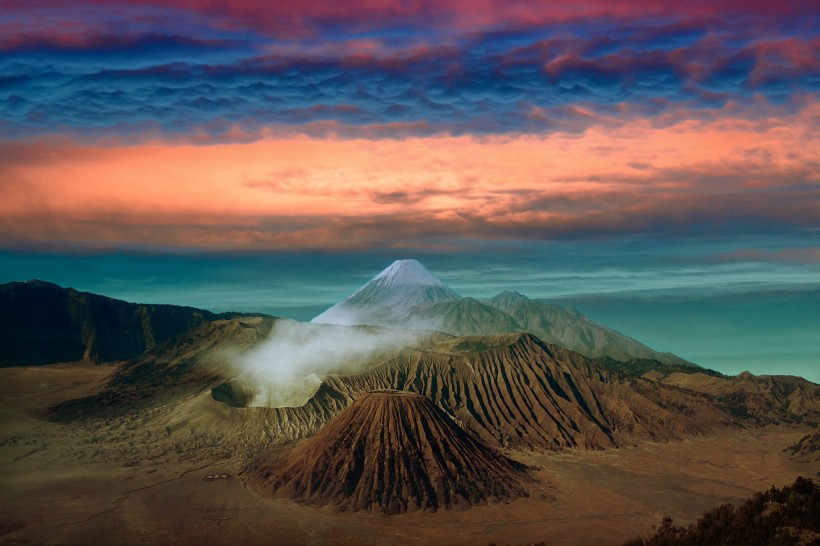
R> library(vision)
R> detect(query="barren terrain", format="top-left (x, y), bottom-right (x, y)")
top-left (1, 364), bottom-right (816, 546)
top-left (249, 391), bottom-right (531, 513)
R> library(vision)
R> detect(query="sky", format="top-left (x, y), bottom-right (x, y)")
top-left (1, 1), bottom-right (818, 381)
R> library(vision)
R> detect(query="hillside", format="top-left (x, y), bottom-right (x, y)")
top-left (0, 280), bottom-right (267, 366)
top-left (50, 316), bottom-right (276, 421)
top-left (659, 371), bottom-right (820, 425)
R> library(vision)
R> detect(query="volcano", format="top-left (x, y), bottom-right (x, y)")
top-left (311, 259), bottom-right (460, 326)
top-left (248, 391), bottom-right (531, 514)
top-left (310, 260), bottom-right (697, 368)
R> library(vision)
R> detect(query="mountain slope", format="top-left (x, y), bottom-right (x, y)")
top-left (658, 370), bottom-right (820, 424)
top-left (52, 322), bottom-right (743, 450)
top-left (483, 291), bottom-right (696, 367)
top-left (0, 280), bottom-right (266, 367)
top-left (312, 260), bottom-right (695, 368)
top-left (48, 318), bottom-right (817, 454)
top-left (50, 316), bottom-right (276, 421)
top-left (318, 333), bottom-right (735, 449)
top-left (247, 391), bottom-right (531, 513)
top-left (411, 297), bottom-right (522, 337)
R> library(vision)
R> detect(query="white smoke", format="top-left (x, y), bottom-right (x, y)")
top-left (228, 319), bottom-right (427, 408)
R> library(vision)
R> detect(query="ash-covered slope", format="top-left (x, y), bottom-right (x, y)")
top-left (318, 333), bottom-right (734, 449)
top-left (50, 316), bottom-right (276, 421)
top-left (49, 320), bottom-right (816, 454)
top-left (0, 279), bottom-right (264, 366)
top-left (207, 332), bottom-right (740, 449)
top-left (247, 391), bottom-right (531, 514)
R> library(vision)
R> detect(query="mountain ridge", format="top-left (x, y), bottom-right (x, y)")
top-left (0, 279), bottom-right (270, 367)
top-left (311, 261), bottom-right (697, 369)
top-left (47, 316), bottom-right (819, 460)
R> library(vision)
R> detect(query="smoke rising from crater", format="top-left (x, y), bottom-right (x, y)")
top-left (224, 260), bottom-right (463, 407)
top-left (228, 320), bottom-right (427, 408)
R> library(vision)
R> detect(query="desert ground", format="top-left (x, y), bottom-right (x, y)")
top-left (1, 363), bottom-right (816, 546)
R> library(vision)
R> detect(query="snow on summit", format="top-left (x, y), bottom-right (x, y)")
top-left (368, 259), bottom-right (447, 288)
top-left (311, 259), bottom-right (460, 326)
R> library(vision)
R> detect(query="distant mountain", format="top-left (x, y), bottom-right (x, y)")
top-left (412, 297), bottom-right (523, 336)
top-left (0, 280), bottom-right (267, 366)
top-left (312, 261), bottom-right (696, 369)
top-left (484, 291), bottom-right (695, 367)
top-left (657, 370), bottom-right (820, 425)
top-left (312, 259), bottom-right (460, 326)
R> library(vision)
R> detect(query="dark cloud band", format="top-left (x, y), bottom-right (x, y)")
top-left (0, 1), bottom-right (817, 139)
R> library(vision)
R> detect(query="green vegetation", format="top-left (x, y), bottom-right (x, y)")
top-left (623, 476), bottom-right (820, 546)
top-left (449, 335), bottom-right (520, 353)
top-left (595, 357), bottom-right (724, 379)
top-left (453, 339), bottom-right (495, 353)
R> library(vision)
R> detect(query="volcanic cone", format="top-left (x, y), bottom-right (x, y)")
top-left (249, 391), bottom-right (531, 514)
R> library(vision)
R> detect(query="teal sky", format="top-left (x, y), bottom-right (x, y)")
top-left (2, 235), bottom-right (818, 383)
top-left (1, 2), bottom-right (818, 383)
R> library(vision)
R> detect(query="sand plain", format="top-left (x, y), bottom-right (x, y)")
top-left (0, 364), bottom-right (817, 546)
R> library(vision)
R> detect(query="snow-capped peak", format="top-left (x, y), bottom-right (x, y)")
top-left (311, 259), bottom-right (460, 326)
top-left (369, 259), bottom-right (447, 288)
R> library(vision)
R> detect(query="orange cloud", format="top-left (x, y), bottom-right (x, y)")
top-left (1, 103), bottom-right (817, 250)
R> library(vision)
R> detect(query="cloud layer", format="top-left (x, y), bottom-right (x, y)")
top-left (0, 0), bottom-right (817, 258)
top-left (1, 0), bottom-right (818, 139)
top-left (2, 108), bottom-right (817, 251)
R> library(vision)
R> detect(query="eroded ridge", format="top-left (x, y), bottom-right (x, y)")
top-left (248, 391), bottom-right (531, 514)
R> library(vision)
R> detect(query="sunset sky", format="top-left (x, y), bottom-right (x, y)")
top-left (1, 1), bottom-right (818, 380)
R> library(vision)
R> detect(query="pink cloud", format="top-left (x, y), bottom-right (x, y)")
top-left (1, 101), bottom-right (817, 250)
top-left (3, 0), bottom-right (815, 43)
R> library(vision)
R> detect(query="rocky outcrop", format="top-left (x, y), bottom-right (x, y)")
top-left (784, 432), bottom-right (820, 464)
top-left (660, 371), bottom-right (820, 424)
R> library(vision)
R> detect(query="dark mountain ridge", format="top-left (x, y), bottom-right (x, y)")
top-left (0, 279), bottom-right (268, 366)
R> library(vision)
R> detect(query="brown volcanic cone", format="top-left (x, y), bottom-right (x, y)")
top-left (248, 391), bottom-right (531, 514)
